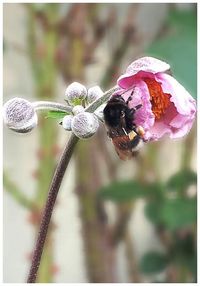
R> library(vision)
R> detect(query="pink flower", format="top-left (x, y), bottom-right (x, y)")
top-left (117, 57), bottom-right (196, 141)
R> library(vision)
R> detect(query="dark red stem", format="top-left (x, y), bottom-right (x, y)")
top-left (27, 134), bottom-right (79, 283)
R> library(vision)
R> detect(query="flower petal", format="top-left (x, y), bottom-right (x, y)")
top-left (118, 57), bottom-right (170, 88)
top-left (137, 117), bottom-right (195, 141)
top-left (145, 74), bottom-right (196, 140)
top-left (169, 118), bottom-right (195, 139)
top-left (114, 80), bottom-right (155, 134)
top-left (132, 80), bottom-right (155, 130)
top-left (147, 102), bottom-right (195, 140)
top-left (116, 57), bottom-right (196, 142)
top-left (170, 113), bottom-right (191, 129)
top-left (147, 121), bottom-right (172, 140)
top-left (155, 73), bottom-right (196, 116)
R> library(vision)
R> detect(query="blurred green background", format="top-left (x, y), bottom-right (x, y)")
top-left (3, 3), bottom-right (197, 283)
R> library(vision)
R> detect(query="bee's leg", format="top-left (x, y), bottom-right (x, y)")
top-left (126, 95), bottom-right (133, 105)
top-left (107, 130), bottom-right (115, 139)
top-left (128, 108), bottom-right (138, 122)
top-left (126, 88), bottom-right (136, 104)
top-left (126, 108), bottom-right (136, 129)
top-left (136, 126), bottom-right (145, 137)
top-left (134, 104), bottom-right (142, 110)
top-left (129, 105), bottom-right (142, 115)
top-left (129, 108), bottom-right (134, 116)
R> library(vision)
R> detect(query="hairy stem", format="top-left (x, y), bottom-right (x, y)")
top-left (85, 86), bottom-right (119, 113)
top-left (27, 134), bottom-right (79, 283)
top-left (25, 84), bottom-right (118, 282)
top-left (33, 101), bottom-right (72, 113)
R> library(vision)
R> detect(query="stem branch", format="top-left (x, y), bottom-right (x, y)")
top-left (33, 101), bottom-right (72, 113)
top-left (3, 172), bottom-right (34, 210)
top-left (27, 86), bottom-right (118, 282)
top-left (27, 134), bottom-right (79, 283)
top-left (85, 85), bottom-right (119, 113)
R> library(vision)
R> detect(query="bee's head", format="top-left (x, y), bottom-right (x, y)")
top-left (103, 96), bottom-right (126, 127)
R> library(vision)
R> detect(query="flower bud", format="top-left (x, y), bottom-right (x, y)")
top-left (3, 97), bottom-right (38, 133)
top-left (87, 86), bottom-right (103, 104)
top-left (65, 82), bottom-right (87, 105)
top-left (72, 105), bottom-right (85, 115)
top-left (62, 115), bottom-right (73, 131)
top-left (71, 112), bottom-right (99, 139)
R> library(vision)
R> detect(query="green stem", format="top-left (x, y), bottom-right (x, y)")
top-left (27, 4), bottom-right (59, 282)
top-left (124, 231), bottom-right (141, 282)
top-left (181, 126), bottom-right (196, 170)
top-left (3, 172), bottom-right (34, 209)
top-left (33, 101), bottom-right (72, 112)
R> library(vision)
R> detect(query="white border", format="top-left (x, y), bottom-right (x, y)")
top-left (197, 2), bottom-right (199, 284)
top-left (1, 2), bottom-right (3, 285)
top-left (1, 0), bottom-right (199, 3)
top-left (1, 1), bottom-right (198, 285)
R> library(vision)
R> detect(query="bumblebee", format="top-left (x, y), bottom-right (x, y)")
top-left (103, 93), bottom-right (145, 160)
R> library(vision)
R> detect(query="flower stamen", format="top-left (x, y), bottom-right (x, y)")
top-left (144, 78), bottom-right (171, 120)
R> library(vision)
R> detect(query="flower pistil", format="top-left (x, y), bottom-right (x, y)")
top-left (143, 77), bottom-right (171, 120)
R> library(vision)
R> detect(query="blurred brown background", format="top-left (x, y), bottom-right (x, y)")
top-left (3, 3), bottom-right (197, 283)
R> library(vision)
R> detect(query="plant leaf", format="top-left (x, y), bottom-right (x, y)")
top-left (99, 181), bottom-right (146, 202)
top-left (46, 110), bottom-right (69, 119)
top-left (140, 251), bottom-right (169, 274)
top-left (160, 198), bottom-right (196, 230)
top-left (147, 9), bottom-right (197, 99)
top-left (99, 181), bottom-right (165, 202)
top-left (166, 169), bottom-right (197, 193)
top-left (145, 201), bottom-right (163, 225)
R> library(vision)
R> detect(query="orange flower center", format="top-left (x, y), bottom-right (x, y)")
top-left (143, 78), bottom-right (171, 120)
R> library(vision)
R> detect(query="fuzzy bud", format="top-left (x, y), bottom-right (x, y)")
top-left (87, 86), bottom-right (103, 104)
top-left (65, 82), bottom-right (87, 105)
top-left (72, 105), bottom-right (85, 115)
top-left (3, 97), bottom-right (38, 133)
top-left (71, 112), bottom-right (99, 139)
top-left (62, 115), bottom-right (73, 131)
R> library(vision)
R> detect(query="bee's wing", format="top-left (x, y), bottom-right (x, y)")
top-left (112, 135), bottom-right (133, 161)
top-left (106, 127), bottom-right (139, 160)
